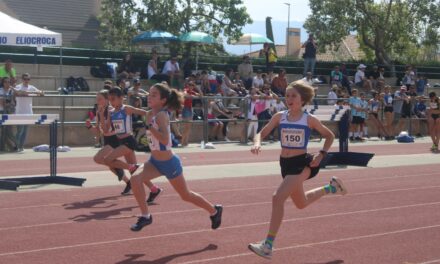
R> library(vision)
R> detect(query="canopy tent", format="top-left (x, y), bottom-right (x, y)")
top-left (0, 11), bottom-right (62, 49)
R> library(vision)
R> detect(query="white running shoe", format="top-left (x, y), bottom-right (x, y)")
top-left (248, 240), bottom-right (272, 259)
top-left (330, 176), bottom-right (347, 195)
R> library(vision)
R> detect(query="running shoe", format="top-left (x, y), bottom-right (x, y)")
top-left (430, 144), bottom-right (438, 151)
top-left (121, 181), bottom-right (132, 195)
top-left (330, 176), bottom-right (347, 195)
top-left (146, 188), bottom-right (163, 204)
top-left (129, 164), bottom-right (140, 176)
top-left (114, 168), bottom-right (124, 181)
top-left (130, 215), bottom-right (153, 231)
top-left (210, 204), bottom-right (223, 229)
top-left (248, 240), bottom-right (272, 259)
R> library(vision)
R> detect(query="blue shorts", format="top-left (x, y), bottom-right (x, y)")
top-left (182, 107), bottom-right (193, 119)
top-left (149, 155), bottom-right (183, 180)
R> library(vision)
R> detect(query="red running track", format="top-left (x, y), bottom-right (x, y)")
top-left (0, 142), bottom-right (434, 177)
top-left (0, 162), bottom-right (440, 263)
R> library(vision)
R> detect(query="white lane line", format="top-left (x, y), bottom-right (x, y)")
top-left (0, 201), bottom-right (439, 257)
top-left (1, 185), bottom-right (440, 231)
top-left (178, 224), bottom-right (440, 264)
top-left (1, 171), bottom-right (439, 211)
top-left (418, 259), bottom-right (440, 264)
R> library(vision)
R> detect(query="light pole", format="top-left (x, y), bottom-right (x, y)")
top-left (284, 2), bottom-right (291, 57)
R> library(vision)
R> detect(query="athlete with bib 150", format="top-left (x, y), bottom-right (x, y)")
top-left (248, 80), bottom-right (348, 259)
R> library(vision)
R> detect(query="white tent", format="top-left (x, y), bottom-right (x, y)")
top-left (0, 11), bottom-right (62, 49)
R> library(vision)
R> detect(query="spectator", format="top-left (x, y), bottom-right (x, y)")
top-left (397, 85), bottom-right (418, 135)
top-left (199, 71), bottom-right (211, 95)
top-left (147, 51), bottom-right (170, 84)
top-left (245, 88), bottom-right (260, 141)
top-left (271, 69), bottom-right (288, 96)
top-left (256, 84), bottom-right (275, 135)
top-left (162, 55), bottom-right (181, 86)
top-left (393, 86), bottom-right (407, 131)
top-left (330, 66), bottom-right (343, 87)
top-left (117, 53), bottom-right (139, 79)
top-left (301, 72), bottom-right (314, 86)
top-left (354, 64), bottom-right (373, 92)
top-left (359, 92), bottom-right (369, 138)
top-left (340, 63), bottom-right (352, 95)
top-left (252, 69), bottom-right (264, 89)
top-left (206, 97), bottom-right (224, 141)
top-left (260, 43), bottom-right (277, 76)
top-left (402, 65), bottom-right (416, 89)
top-left (237, 55), bottom-right (254, 90)
top-left (348, 89), bottom-right (363, 141)
top-left (211, 96), bottom-right (233, 141)
top-left (116, 78), bottom-right (128, 95)
top-left (0, 77), bottom-right (16, 151)
top-left (414, 96), bottom-right (427, 137)
top-left (368, 92), bottom-right (389, 139)
top-left (127, 79), bottom-right (148, 106)
top-left (327, 85), bottom-right (338, 105)
top-left (416, 74), bottom-right (427, 96)
top-left (376, 67), bottom-right (386, 92)
top-left (181, 81), bottom-right (201, 147)
top-left (367, 65), bottom-right (380, 90)
top-left (302, 33), bottom-right (318, 76)
top-left (382, 86), bottom-right (395, 140)
top-left (14, 73), bottom-right (44, 152)
top-left (0, 59), bottom-right (16, 85)
top-left (220, 69), bottom-right (239, 107)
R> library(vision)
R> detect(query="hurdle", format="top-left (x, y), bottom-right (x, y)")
top-left (304, 105), bottom-right (375, 167)
top-left (0, 114), bottom-right (86, 191)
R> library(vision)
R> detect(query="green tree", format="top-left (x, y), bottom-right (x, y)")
top-left (304, 0), bottom-right (440, 71)
top-left (98, 0), bottom-right (252, 51)
top-left (98, 0), bottom-right (139, 50)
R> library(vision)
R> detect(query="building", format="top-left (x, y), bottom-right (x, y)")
top-left (0, 0), bottom-right (102, 48)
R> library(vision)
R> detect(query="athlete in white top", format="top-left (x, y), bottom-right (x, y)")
top-left (129, 83), bottom-right (223, 232)
top-left (248, 80), bottom-right (347, 259)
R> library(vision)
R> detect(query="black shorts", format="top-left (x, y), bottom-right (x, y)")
top-left (384, 106), bottom-right (394, 113)
top-left (118, 135), bottom-right (137, 150)
top-left (103, 135), bottom-right (120, 149)
top-left (279, 153), bottom-right (320, 179)
top-left (432, 114), bottom-right (439, 120)
top-left (351, 116), bottom-right (364, 124)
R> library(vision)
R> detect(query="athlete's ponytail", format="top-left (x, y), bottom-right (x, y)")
top-left (153, 82), bottom-right (183, 111)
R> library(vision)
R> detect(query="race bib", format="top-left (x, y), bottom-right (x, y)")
top-left (112, 120), bottom-right (126, 134)
top-left (146, 130), bottom-right (155, 147)
top-left (281, 128), bottom-right (305, 148)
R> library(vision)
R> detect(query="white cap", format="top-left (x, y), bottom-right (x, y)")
top-left (359, 64), bottom-right (367, 69)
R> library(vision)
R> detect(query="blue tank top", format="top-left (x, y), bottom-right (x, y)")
top-left (146, 111), bottom-right (172, 151)
top-left (278, 111), bottom-right (311, 150)
top-left (110, 105), bottom-right (132, 135)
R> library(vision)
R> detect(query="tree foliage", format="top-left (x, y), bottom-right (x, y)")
top-left (98, 0), bottom-right (252, 51)
top-left (304, 0), bottom-right (440, 67)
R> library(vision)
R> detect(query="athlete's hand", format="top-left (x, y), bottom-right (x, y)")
top-left (309, 154), bottom-right (323, 168)
top-left (251, 145), bottom-right (261, 155)
top-left (85, 119), bottom-right (91, 127)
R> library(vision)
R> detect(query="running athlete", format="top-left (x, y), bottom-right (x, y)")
top-left (86, 90), bottom-right (131, 194)
top-left (129, 82), bottom-right (222, 231)
top-left (103, 87), bottom-right (162, 202)
top-left (248, 80), bottom-right (347, 259)
top-left (428, 92), bottom-right (440, 151)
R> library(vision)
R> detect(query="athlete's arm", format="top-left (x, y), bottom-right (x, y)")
top-left (308, 115), bottom-right (335, 167)
top-left (251, 112), bottom-right (282, 155)
top-left (148, 112), bottom-right (170, 146)
top-left (125, 105), bottom-right (149, 116)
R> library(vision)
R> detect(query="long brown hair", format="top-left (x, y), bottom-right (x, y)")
top-left (153, 82), bottom-right (183, 111)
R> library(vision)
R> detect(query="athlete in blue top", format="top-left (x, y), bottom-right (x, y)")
top-left (248, 80), bottom-right (347, 259)
top-left (129, 83), bottom-right (223, 231)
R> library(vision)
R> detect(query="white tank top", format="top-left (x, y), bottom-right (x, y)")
top-left (279, 111), bottom-right (311, 149)
top-left (147, 111), bottom-right (172, 151)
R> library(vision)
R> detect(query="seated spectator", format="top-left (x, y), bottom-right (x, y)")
top-left (330, 66), bottom-right (343, 87)
top-left (148, 51), bottom-right (170, 84)
top-left (354, 64), bottom-right (373, 92)
top-left (211, 96), bottom-right (234, 141)
top-left (327, 85), bottom-right (338, 105)
top-left (252, 69), bottom-right (264, 89)
top-left (162, 55), bottom-right (181, 86)
top-left (206, 97), bottom-right (224, 141)
top-left (127, 79), bottom-right (148, 106)
top-left (271, 68), bottom-right (288, 96)
top-left (0, 59), bottom-right (16, 85)
top-left (237, 55), bottom-right (254, 90)
top-left (301, 71), bottom-right (314, 86)
top-left (199, 70), bottom-right (211, 95)
top-left (117, 53), bottom-right (139, 79)
top-left (220, 68), bottom-right (239, 107)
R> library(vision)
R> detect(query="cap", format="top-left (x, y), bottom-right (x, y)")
top-left (359, 64), bottom-right (367, 69)
top-left (133, 78), bottom-right (140, 84)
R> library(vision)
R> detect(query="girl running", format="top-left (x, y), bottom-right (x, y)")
top-left (102, 87), bottom-right (162, 202)
top-left (248, 80), bottom-right (347, 259)
top-left (428, 92), bottom-right (440, 152)
top-left (129, 83), bottom-right (222, 231)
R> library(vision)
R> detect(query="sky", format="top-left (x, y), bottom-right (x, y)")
top-left (223, 0), bottom-right (312, 54)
